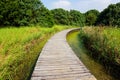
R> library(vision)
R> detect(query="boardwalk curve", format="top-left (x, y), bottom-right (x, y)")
top-left (31, 29), bottom-right (96, 80)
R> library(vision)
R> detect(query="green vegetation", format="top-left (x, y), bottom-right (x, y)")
top-left (85, 9), bottom-right (99, 26)
top-left (0, 0), bottom-right (85, 27)
top-left (51, 8), bottom-right (70, 25)
top-left (67, 30), bottom-right (115, 80)
top-left (0, 0), bottom-right (120, 79)
top-left (69, 10), bottom-right (85, 27)
top-left (0, 0), bottom-right (120, 27)
top-left (50, 2), bottom-right (120, 27)
top-left (51, 8), bottom-right (85, 27)
top-left (0, 0), bottom-right (54, 27)
top-left (96, 2), bottom-right (120, 27)
top-left (0, 25), bottom-right (70, 80)
top-left (38, 7), bottom-right (54, 27)
top-left (80, 27), bottom-right (120, 79)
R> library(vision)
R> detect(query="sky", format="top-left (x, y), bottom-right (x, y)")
top-left (41, 0), bottom-right (120, 13)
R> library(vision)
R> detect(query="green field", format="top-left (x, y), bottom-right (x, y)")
top-left (80, 27), bottom-right (120, 79)
top-left (0, 25), bottom-right (71, 80)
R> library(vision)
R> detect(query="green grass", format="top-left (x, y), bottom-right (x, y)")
top-left (67, 30), bottom-right (114, 80)
top-left (80, 27), bottom-right (120, 79)
top-left (0, 25), bottom-right (72, 80)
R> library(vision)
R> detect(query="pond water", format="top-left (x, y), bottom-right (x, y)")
top-left (67, 30), bottom-right (116, 80)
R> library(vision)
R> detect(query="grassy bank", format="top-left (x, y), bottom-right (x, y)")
top-left (0, 25), bottom-right (71, 80)
top-left (80, 27), bottom-right (120, 79)
top-left (67, 30), bottom-right (114, 80)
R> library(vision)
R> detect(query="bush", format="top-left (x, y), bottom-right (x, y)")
top-left (80, 27), bottom-right (120, 79)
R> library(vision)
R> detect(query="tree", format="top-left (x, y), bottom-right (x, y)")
top-left (37, 7), bottom-right (54, 27)
top-left (85, 9), bottom-right (99, 26)
top-left (69, 10), bottom-right (85, 27)
top-left (51, 9), bottom-right (85, 27)
top-left (0, 0), bottom-right (54, 27)
top-left (51, 8), bottom-right (70, 25)
top-left (96, 2), bottom-right (120, 27)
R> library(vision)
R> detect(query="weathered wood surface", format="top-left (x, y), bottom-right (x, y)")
top-left (31, 29), bottom-right (96, 80)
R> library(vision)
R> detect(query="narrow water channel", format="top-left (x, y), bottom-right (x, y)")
top-left (67, 30), bottom-right (116, 80)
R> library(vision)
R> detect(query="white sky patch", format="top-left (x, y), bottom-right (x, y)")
top-left (75, 0), bottom-right (113, 12)
top-left (52, 0), bottom-right (71, 10)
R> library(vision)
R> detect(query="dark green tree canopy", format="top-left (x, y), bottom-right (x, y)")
top-left (51, 8), bottom-right (70, 25)
top-left (1, 0), bottom-right (119, 27)
top-left (69, 10), bottom-right (85, 27)
top-left (0, 0), bottom-right (54, 27)
top-left (96, 2), bottom-right (120, 27)
top-left (85, 9), bottom-right (99, 26)
top-left (0, 0), bottom-right (43, 26)
top-left (51, 9), bottom-right (85, 27)
top-left (38, 7), bottom-right (54, 27)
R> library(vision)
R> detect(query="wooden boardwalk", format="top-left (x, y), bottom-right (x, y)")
top-left (31, 29), bottom-right (96, 80)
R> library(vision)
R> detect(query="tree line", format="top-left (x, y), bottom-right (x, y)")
top-left (0, 0), bottom-right (120, 27)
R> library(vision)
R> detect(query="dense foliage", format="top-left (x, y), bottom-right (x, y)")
top-left (96, 2), bottom-right (120, 27)
top-left (85, 9), bottom-right (99, 26)
top-left (84, 2), bottom-right (120, 27)
top-left (81, 27), bottom-right (120, 64)
top-left (80, 27), bottom-right (120, 79)
top-left (51, 9), bottom-right (85, 27)
top-left (69, 10), bottom-right (85, 27)
top-left (0, 0), bottom-right (120, 27)
top-left (0, 0), bottom-right (85, 27)
top-left (51, 8), bottom-right (70, 25)
top-left (0, 0), bottom-right (54, 27)
top-left (38, 7), bottom-right (54, 27)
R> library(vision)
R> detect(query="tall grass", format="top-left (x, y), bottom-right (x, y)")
top-left (80, 27), bottom-right (120, 79)
top-left (0, 25), bottom-right (71, 80)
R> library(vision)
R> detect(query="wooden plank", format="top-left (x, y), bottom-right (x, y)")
top-left (31, 29), bottom-right (96, 80)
